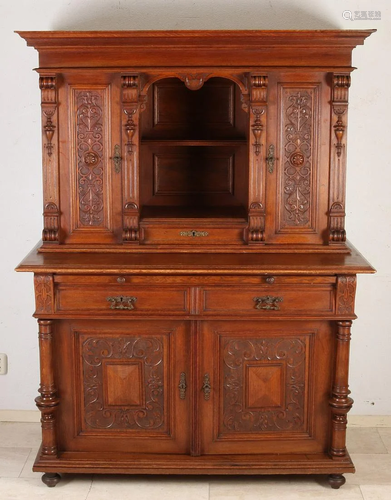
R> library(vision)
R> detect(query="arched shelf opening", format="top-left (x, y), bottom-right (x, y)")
top-left (139, 76), bottom-right (249, 221)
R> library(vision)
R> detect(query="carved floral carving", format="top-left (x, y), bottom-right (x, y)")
top-left (82, 336), bottom-right (164, 429)
top-left (282, 90), bottom-right (313, 226)
top-left (76, 91), bottom-right (105, 226)
top-left (222, 337), bottom-right (307, 432)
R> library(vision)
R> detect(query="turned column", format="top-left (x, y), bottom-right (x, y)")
top-left (329, 320), bottom-right (353, 459)
top-left (35, 319), bottom-right (59, 457)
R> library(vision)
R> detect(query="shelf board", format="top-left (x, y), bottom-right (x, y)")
top-left (141, 139), bottom-right (247, 147)
top-left (140, 205), bottom-right (248, 221)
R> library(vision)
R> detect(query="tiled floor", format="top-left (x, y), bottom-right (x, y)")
top-left (1, 423), bottom-right (391, 499)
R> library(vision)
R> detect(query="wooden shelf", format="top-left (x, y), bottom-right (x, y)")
top-left (140, 205), bottom-right (248, 220)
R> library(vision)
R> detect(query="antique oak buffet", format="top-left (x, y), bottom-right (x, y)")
top-left (16, 30), bottom-right (375, 489)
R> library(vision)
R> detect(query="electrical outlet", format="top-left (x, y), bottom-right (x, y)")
top-left (0, 353), bottom-right (8, 375)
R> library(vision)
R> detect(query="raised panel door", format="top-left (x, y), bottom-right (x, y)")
top-left (199, 320), bottom-right (333, 455)
top-left (54, 319), bottom-right (190, 454)
top-left (264, 72), bottom-right (331, 245)
top-left (58, 73), bottom-right (123, 244)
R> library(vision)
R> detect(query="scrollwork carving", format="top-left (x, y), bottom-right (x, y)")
top-left (282, 90), bottom-right (314, 227)
top-left (76, 90), bottom-right (105, 226)
top-left (34, 275), bottom-right (54, 314)
top-left (336, 276), bottom-right (356, 315)
top-left (82, 336), bottom-right (164, 430)
top-left (222, 337), bottom-right (307, 432)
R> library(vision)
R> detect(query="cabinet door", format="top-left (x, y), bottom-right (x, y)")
top-left (58, 73), bottom-right (123, 244)
top-left (199, 320), bottom-right (333, 455)
top-left (264, 72), bottom-right (330, 244)
top-left (55, 320), bottom-right (190, 454)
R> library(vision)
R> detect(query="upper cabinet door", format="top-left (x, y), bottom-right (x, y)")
top-left (58, 73), bottom-right (123, 244)
top-left (264, 72), bottom-right (331, 245)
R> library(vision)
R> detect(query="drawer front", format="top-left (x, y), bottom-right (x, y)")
top-left (56, 285), bottom-right (190, 314)
top-left (201, 285), bottom-right (335, 316)
top-left (140, 225), bottom-right (245, 245)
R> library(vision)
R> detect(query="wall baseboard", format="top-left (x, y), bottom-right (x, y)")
top-left (1, 410), bottom-right (391, 426)
top-left (0, 410), bottom-right (40, 422)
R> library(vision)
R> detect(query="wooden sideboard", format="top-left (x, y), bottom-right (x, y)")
top-left (16, 30), bottom-right (375, 489)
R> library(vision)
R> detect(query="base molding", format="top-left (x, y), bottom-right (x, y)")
top-left (33, 449), bottom-right (355, 476)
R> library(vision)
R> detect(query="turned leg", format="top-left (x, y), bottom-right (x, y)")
top-left (41, 472), bottom-right (61, 487)
top-left (328, 474), bottom-right (346, 489)
top-left (35, 320), bottom-right (60, 457)
top-left (329, 320), bottom-right (353, 459)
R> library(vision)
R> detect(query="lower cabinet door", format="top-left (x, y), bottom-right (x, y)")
top-left (199, 320), bottom-right (334, 455)
top-left (54, 320), bottom-right (190, 454)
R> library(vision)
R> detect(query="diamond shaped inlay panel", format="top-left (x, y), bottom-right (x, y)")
top-left (246, 363), bottom-right (284, 409)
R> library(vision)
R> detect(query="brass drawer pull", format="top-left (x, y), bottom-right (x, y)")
top-left (178, 372), bottom-right (187, 400)
top-left (202, 373), bottom-right (211, 401)
top-left (180, 230), bottom-right (209, 237)
top-left (253, 295), bottom-right (283, 311)
top-left (107, 296), bottom-right (137, 310)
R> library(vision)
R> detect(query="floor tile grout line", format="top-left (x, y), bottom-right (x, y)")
top-left (376, 428), bottom-right (391, 454)
top-left (17, 447), bottom-right (32, 479)
top-left (84, 474), bottom-right (94, 500)
top-left (358, 485), bottom-right (366, 500)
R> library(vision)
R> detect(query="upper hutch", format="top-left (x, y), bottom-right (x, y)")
top-left (16, 30), bottom-right (375, 488)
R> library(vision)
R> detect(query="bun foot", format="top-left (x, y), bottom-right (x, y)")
top-left (328, 474), bottom-right (346, 489)
top-left (41, 472), bottom-right (61, 487)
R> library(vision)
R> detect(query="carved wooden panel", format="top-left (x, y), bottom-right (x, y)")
top-left (34, 275), bottom-right (54, 314)
top-left (222, 337), bottom-right (307, 432)
top-left (336, 276), bottom-right (357, 315)
top-left (277, 86), bottom-right (319, 232)
top-left (153, 151), bottom-right (234, 195)
top-left (74, 89), bottom-right (106, 228)
top-left (81, 336), bottom-right (165, 430)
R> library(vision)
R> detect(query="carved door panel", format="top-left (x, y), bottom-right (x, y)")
top-left (199, 320), bottom-right (333, 455)
top-left (58, 73), bottom-right (123, 244)
top-left (264, 72), bottom-right (331, 245)
top-left (55, 320), bottom-right (190, 454)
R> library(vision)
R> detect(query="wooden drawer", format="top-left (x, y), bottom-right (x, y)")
top-left (201, 284), bottom-right (335, 316)
top-left (140, 223), bottom-right (246, 245)
top-left (56, 284), bottom-right (190, 315)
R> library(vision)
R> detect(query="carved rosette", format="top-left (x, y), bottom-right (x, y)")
top-left (282, 90), bottom-right (313, 227)
top-left (248, 75), bottom-right (268, 243)
top-left (35, 320), bottom-right (59, 457)
top-left (34, 275), bottom-right (54, 314)
top-left (40, 76), bottom-right (60, 242)
top-left (122, 75), bottom-right (141, 242)
top-left (336, 276), bottom-right (357, 315)
top-left (222, 337), bottom-right (307, 432)
top-left (329, 321), bottom-right (353, 459)
top-left (76, 90), bottom-right (105, 226)
top-left (82, 336), bottom-right (164, 430)
top-left (329, 74), bottom-right (351, 244)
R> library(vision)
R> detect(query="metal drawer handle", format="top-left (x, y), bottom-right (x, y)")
top-left (253, 295), bottom-right (283, 311)
top-left (202, 373), bottom-right (211, 401)
top-left (107, 296), bottom-right (137, 310)
top-left (178, 372), bottom-right (187, 400)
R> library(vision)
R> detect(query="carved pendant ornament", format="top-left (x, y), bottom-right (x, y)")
top-left (76, 91), bottom-right (105, 226)
top-left (283, 90), bottom-right (313, 227)
top-left (222, 337), bottom-right (307, 433)
top-left (82, 336), bottom-right (164, 430)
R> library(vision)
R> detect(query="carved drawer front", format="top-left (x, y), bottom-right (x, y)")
top-left (56, 285), bottom-right (190, 315)
top-left (201, 282), bottom-right (335, 316)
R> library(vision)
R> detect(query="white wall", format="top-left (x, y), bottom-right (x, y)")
top-left (0, 0), bottom-right (390, 415)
